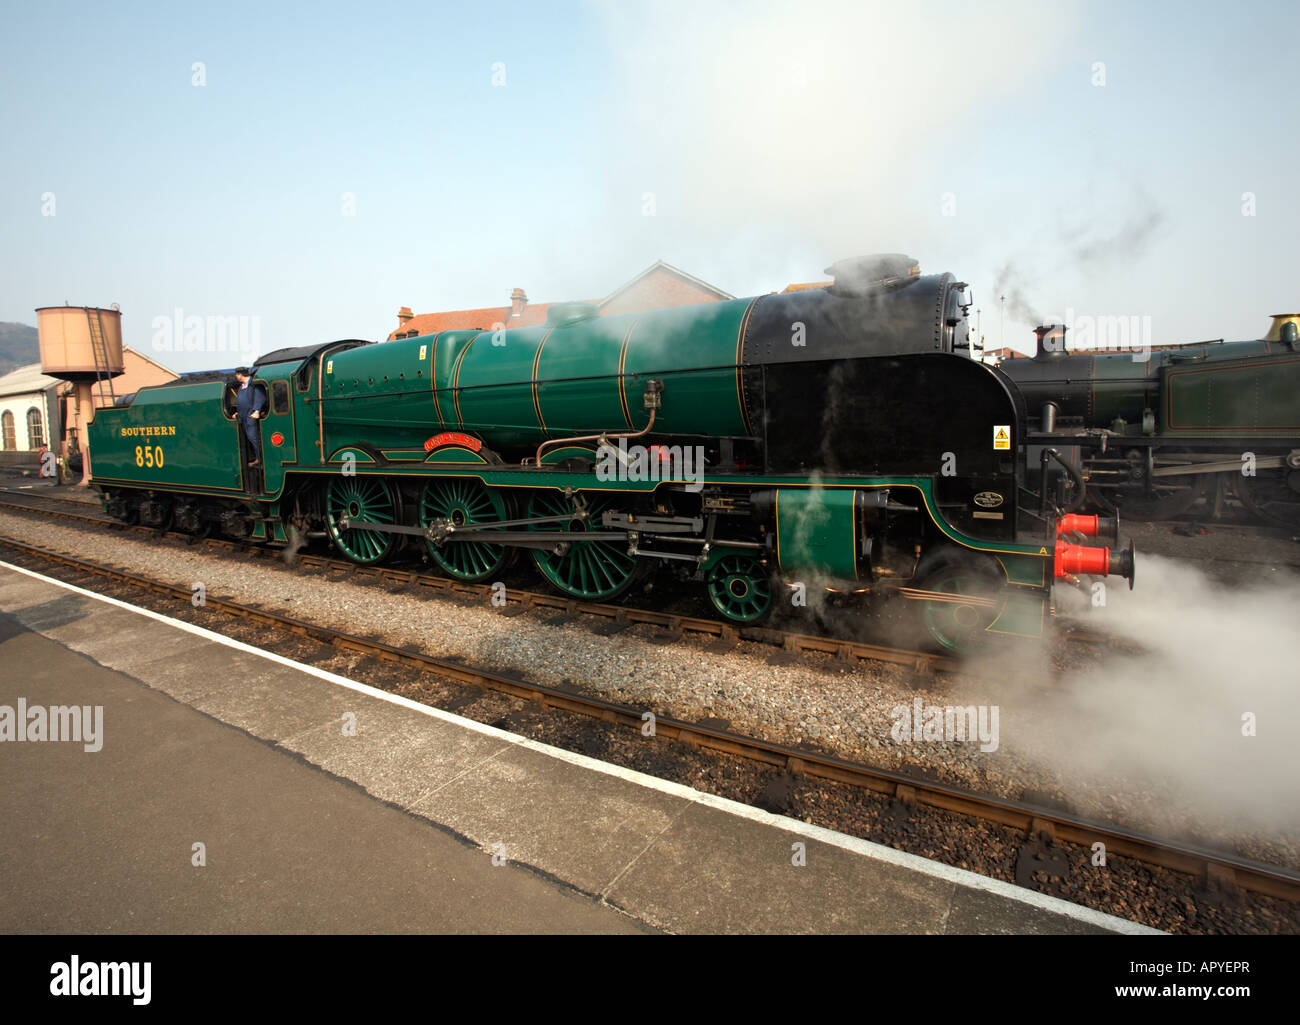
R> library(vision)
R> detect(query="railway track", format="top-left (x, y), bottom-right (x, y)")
top-left (1, 532), bottom-right (1297, 908)
top-left (0, 492), bottom-right (1132, 671)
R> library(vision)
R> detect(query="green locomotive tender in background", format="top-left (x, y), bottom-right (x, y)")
top-left (88, 256), bottom-right (1134, 650)
top-left (1000, 317), bottom-right (1300, 528)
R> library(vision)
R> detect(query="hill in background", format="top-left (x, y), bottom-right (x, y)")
top-left (0, 323), bottom-right (39, 377)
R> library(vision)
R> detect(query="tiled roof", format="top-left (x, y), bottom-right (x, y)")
top-left (120, 345), bottom-right (177, 376)
top-left (388, 261), bottom-right (735, 341)
top-left (598, 260), bottom-right (733, 306)
top-left (782, 281), bottom-right (832, 293)
top-left (391, 304), bottom-right (559, 340)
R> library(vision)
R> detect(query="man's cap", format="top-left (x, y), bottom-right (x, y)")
top-left (234, 366), bottom-right (252, 376)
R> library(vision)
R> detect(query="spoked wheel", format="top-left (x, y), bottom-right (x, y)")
top-left (706, 554), bottom-right (773, 624)
top-left (915, 550), bottom-right (1007, 654)
top-left (527, 491), bottom-right (642, 601)
top-left (1235, 468), bottom-right (1300, 530)
top-left (325, 476), bottom-right (399, 564)
top-left (420, 478), bottom-right (513, 582)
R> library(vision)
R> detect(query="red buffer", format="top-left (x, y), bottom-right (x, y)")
top-left (1056, 512), bottom-right (1120, 544)
top-left (1054, 539), bottom-right (1136, 588)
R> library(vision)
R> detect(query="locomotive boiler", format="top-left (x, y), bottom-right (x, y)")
top-left (83, 254), bottom-right (1136, 652)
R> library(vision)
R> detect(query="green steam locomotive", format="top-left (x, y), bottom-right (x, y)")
top-left (87, 255), bottom-right (1135, 651)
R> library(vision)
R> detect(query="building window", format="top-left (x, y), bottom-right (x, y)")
top-left (1, 411), bottom-right (14, 451)
top-left (27, 408), bottom-right (45, 449)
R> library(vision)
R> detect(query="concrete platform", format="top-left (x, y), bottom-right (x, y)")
top-left (0, 561), bottom-right (1160, 934)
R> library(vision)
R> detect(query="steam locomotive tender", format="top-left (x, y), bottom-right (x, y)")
top-left (88, 255), bottom-right (1136, 651)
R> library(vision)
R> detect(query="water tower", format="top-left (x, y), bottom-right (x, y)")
top-left (35, 305), bottom-right (125, 485)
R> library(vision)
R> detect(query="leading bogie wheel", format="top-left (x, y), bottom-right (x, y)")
top-left (706, 554), bottom-right (773, 624)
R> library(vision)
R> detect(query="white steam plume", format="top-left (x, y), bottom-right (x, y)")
top-left (1007, 554), bottom-right (1300, 843)
top-left (588, 0), bottom-right (1081, 285)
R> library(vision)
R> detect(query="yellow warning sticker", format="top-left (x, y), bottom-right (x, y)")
top-left (993, 425), bottom-right (1010, 450)
top-left (326, 360), bottom-right (333, 374)
top-left (419, 345), bottom-right (427, 360)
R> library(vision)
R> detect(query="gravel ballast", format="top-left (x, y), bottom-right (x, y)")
top-left (1, 506), bottom-right (1295, 877)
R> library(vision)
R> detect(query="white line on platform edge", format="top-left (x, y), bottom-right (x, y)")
top-left (0, 559), bottom-right (1162, 935)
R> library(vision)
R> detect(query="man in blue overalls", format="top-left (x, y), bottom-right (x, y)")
top-left (233, 367), bottom-right (269, 468)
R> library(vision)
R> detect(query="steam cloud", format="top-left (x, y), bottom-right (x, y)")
top-left (997, 555), bottom-right (1300, 846)
top-left (1070, 205), bottom-right (1167, 267)
top-left (281, 524), bottom-right (307, 566)
top-left (994, 261), bottom-right (1043, 326)
top-left (584, 1), bottom-right (1164, 348)
top-left (992, 200), bottom-right (1168, 337)
top-left (586, 0), bottom-right (1082, 289)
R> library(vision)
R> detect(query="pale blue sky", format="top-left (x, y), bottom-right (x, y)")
top-left (2, 0), bottom-right (1296, 371)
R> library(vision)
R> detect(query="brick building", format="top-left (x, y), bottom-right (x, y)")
top-left (389, 261), bottom-right (734, 340)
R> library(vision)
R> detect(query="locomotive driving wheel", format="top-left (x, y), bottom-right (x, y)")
top-left (1235, 466), bottom-right (1300, 530)
top-left (706, 554), bottom-right (773, 624)
top-left (419, 479), bottom-right (513, 582)
top-left (915, 550), bottom-right (1007, 654)
top-left (527, 491), bottom-right (642, 601)
top-left (325, 476), bottom-right (399, 564)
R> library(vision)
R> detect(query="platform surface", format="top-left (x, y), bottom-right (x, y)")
top-left (0, 561), bottom-right (1159, 934)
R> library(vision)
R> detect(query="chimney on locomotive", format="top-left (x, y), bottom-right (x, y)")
top-left (1033, 324), bottom-right (1067, 359)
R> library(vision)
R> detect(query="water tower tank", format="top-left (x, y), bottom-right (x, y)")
top-left (36, 305), bottom-right (125, 380)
